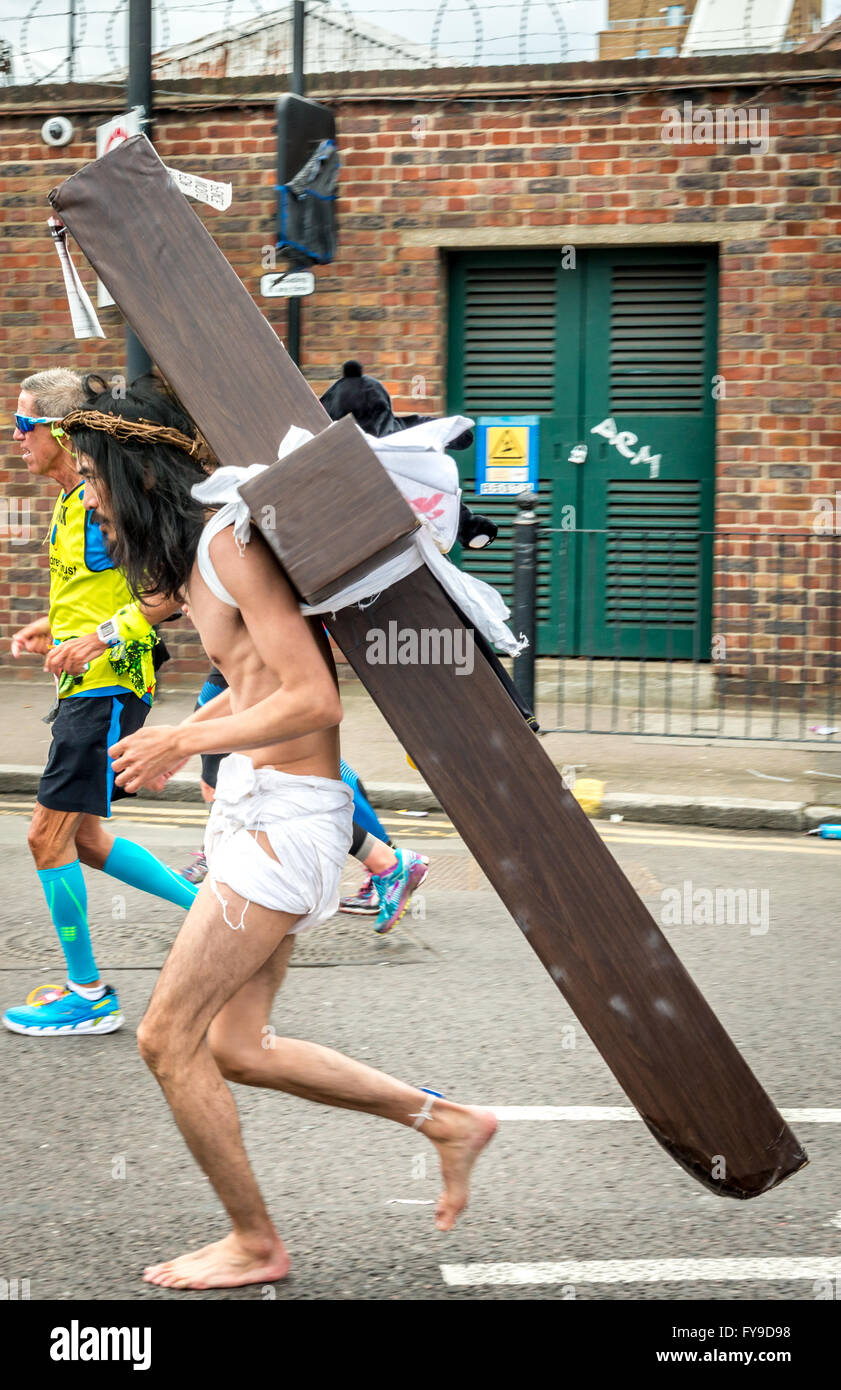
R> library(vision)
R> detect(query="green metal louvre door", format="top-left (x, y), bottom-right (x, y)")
top-left (577, 250), bottom-right (717, 659)
top-left (459, 263), bottom-right (557, 413)
top-left (448, 248), bottom-right (717, 658)
top-left (447, 253), bottom-right (579, 654)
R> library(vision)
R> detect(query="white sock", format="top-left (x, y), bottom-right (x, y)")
top-left (67, 979), bottom-right (106, 1001)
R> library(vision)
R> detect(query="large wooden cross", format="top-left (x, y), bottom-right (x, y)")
top-left (49, 136), bottom-right (807, 1198)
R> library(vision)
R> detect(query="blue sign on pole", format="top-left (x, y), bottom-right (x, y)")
top-left (475, 415), bottom-right (540, 496)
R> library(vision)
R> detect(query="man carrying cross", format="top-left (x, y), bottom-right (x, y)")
top-left (63, 377), bottom-right (497, 1291)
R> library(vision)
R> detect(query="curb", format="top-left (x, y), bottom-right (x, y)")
top-left (1, 765), bottom-right (839, 832)
top-left (0, 764), bottom-right (207, 804)
top-left (598, 792), bottom-right (808, 832)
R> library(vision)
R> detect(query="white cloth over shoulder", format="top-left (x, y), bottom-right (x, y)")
top-left (191, 418), bottom-right (526, 656)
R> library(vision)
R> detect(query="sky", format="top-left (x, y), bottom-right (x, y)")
top-left (1, 0), bottom-right (839, 85)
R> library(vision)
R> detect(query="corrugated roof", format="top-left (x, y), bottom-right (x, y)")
top-left (150, 4), bottom-right (436, 76)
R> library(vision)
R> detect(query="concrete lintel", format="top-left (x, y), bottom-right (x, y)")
top-left (401, 223), bottom-right (768, 249)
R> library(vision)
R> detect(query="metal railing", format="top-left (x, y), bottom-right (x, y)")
top-left (511, 517), bottom-right (841, 742)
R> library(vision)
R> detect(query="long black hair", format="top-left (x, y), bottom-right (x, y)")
top-left (65, 374), bottom-right (212, 601)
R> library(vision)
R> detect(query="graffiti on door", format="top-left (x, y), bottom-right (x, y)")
top-left (590, 417), bottom-right (662, 479)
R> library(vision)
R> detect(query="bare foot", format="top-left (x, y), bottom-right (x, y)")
top-left (426, 1104), bottom-right (498, 1232)
top-left (143, 1231), bottom-right (290, 1290)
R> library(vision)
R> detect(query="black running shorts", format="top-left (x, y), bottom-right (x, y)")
top-left (37, 691), bottom-right (151, 817)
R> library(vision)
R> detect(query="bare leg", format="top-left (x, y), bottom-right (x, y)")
top-left (361, 838), bottom-right (397, 875)
top-left (27, 803), bottom-right (103, 989)
top-left (28, 803), bottom-right (84, 871)
top-left (140, 879), bottom-right (495, 1290)
top-left (207, 969), bottom-right (497, 1235)
top-left (138, 880), bottom-right (296, 1288)
top-left (74, 813), bottom-right (115, 871)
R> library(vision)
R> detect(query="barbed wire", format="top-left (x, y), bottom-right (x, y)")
top-left (521, 0), bottom-right (569, 63)
top-left (4, 0), bottom-right (829, 20)
top-left (21, 0), bottom-right (84, 80)
top-left (104, 1), bottom-right (124, 70)
top-left (1, 0), bottom-right (829, 85)
top-left (6, 3), bottom-right (829, 21)
top-left (4, 0), bottom-right (610, 25)
top-left (431, 0), bottom-right (481, 64)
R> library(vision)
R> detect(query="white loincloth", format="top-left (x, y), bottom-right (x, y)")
top-left (204, 753), bottom-right (354, 934)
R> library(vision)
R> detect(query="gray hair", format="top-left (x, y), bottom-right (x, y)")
top-left (20, 368), bottom-right (87, 418)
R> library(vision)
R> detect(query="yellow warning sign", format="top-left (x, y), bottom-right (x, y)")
top-left (486, 425), bottom-right (529, 483)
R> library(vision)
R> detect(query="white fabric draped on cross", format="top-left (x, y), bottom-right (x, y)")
top-left (191, 417), bottom-right (527, 656)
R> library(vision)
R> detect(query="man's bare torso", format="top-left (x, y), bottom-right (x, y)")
top-left (185, 538), bottom-right (341, 781)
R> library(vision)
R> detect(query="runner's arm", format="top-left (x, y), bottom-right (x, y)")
top-left (44, 596), bottom-right (181, 675)
top-left (109, 532), bottom-right (341, 790)
top-left (180, 686), bottom-right (234, 725)
top-left (11, 615), bottom-right (52, 658)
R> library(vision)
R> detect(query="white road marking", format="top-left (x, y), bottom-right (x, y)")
top-left (490, 1106), bottom-right (636, 1122)
top-left (441, 1259), bottom-right (841, 1287)
top-left (775, 1109), bottom-right (841, 1124)
top-left (486, 1105), bottom-right (841, 1123)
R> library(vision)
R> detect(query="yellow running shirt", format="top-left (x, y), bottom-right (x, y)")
top-left (48, 482), bottom-right (156, 701)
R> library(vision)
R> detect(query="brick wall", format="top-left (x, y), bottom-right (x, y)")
top-left (1, 53), bottom-right (840, 692)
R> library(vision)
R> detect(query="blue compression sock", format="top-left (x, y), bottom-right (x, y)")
top-left (103, 838), bottom-right (198, 910)
top-left (37, 860), bottom-right (99, 986)
top-left (340, 758), bottom-right (390, 843)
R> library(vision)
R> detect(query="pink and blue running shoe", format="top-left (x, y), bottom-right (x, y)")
top-left (372, 850), bottom-right (429, 935)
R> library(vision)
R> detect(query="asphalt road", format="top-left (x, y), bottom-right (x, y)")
top-left (1, 802), bottom-right (839, 1304)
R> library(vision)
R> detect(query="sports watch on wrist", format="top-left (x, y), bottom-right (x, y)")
top-left (96, 618), bottom-right (121, 646)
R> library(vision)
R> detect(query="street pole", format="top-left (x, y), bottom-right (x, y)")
top-left (291, 0), bottom-right (305, 92)
top-left (126, 0), bottom-right (153, 380)
top-left (68, 0), bottom-right (75, 82)
top-left (512, 490), bottom-right (539, 713)
top-left (287, 0), bottom-right (305, 367)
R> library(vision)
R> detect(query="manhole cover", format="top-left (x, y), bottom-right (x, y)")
top-left (0, 853), bottom-right (494, 973)
top-left (1, 922), bottom-right (178, 970)
top-left (1, 868), bottom-right (436, 970)
top-left (289, 916), bottom-right (430, 967)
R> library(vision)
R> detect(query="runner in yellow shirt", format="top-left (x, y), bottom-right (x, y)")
top-left (4, 369), bottom-right (199, 1037)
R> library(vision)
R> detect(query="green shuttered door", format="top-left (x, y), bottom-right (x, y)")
top-left (609, 261), bottom-right (709, 414)
top-left (462, 265), bottom-right (557, 413)
top-left (448, 248), bottom-right (717, 659)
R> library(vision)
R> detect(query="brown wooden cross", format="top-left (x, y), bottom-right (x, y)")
top-left (49, 135), bottom-right (807, 1198)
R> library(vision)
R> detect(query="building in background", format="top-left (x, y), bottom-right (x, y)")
top-left (797, 13), bottom-right (841, 48)
top-left (598, 0), bottom-right (822, 60)
top-left (148, 5), bottom-right (438, 80)
top-left (598, 1), bottom-right (696, 60)
top-left (682, 0), bottom-right (822, 55)
top-left (1, 43), bottom-right (840, 704)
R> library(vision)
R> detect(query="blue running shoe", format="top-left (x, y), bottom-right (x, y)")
top-left (372, 850), bottom-right (429, 935)
top-left (3, 983), bottom-right (123, 1036)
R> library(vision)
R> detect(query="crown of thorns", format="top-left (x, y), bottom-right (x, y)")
top-left (61, 408), bottom-right (212, 461)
